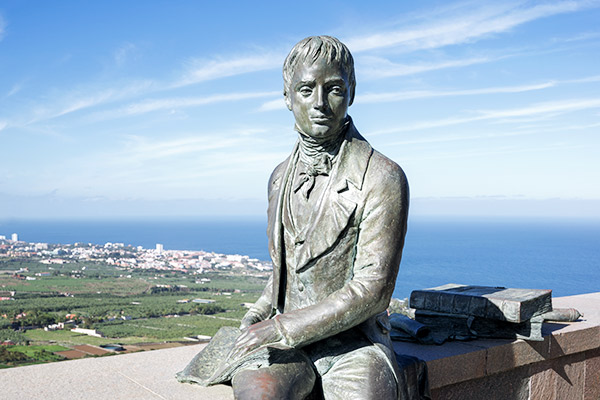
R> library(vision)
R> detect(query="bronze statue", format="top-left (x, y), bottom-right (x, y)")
top-left (231, 35), bottom-right (409, 399)
top-left (178, 35), bottom-right (410, 399)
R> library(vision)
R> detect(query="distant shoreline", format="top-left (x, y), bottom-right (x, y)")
top-left (1, 217), bottom-right (599, 299)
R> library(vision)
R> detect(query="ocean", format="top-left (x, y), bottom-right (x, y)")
top-left (1, 216), bottom-right (598, 299)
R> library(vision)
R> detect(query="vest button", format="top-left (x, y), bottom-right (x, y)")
top-left (298, 283), bottom-right (304, 291)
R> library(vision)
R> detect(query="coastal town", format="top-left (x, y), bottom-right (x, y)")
top-left (0, 231), bottom-right (273, 368)
top-left (0, 232), bottom-right (272, 281)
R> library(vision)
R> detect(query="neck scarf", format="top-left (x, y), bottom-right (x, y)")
top-left (293, 117), bottom-right (350, 199)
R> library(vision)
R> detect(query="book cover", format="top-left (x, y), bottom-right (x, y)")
top-left (409, 284), bottom-right (552, 323)
top-left (414, 310), bottom-right (545, 341)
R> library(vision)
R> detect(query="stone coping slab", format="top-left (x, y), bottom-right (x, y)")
top-left (1, 293), bottom-right (597, 398)
top-left (393, 292), bottom-right (600, 389)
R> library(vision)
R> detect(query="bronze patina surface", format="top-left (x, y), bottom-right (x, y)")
top-left (180, 35), bottom-right (413, 399)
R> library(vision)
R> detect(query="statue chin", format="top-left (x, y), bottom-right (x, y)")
top-left (306, 125), bottom-right (336, 139)
top-left (299, 121), bottom-right (347, 143)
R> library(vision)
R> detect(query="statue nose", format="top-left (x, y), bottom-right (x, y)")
top-left (314, 86), bottom-right (327, 110)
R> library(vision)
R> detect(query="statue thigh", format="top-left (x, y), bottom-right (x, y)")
top-left (316, 343), bottom-right (397, 400)
top-left (231, 348), bottom-right (316, 400)
top-left (304, 330), bottom-right (397, 400)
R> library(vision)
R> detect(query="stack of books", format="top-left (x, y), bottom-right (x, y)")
top-left (408, 284), bottom-right (554, 342)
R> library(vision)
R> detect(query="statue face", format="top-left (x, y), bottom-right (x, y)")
top-left (286, 58), bottom-right (353, 139)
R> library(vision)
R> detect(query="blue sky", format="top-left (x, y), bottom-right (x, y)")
top-left (1, 1), bottom-right (599, 219)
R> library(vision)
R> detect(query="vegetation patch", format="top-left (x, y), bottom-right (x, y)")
top-left (0, 258), bottom-right (268, 368)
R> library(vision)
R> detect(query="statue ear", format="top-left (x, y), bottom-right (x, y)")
top-left (348, 85), bottom-right (355, 107)
top-left (284, 92), bottom-right (292, 110)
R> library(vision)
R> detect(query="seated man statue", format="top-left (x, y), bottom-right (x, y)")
top-left (229, 35), bottom-right (410, 400)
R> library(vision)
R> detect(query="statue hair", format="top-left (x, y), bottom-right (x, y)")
top-left (283, 36), bottom-right (355, 98)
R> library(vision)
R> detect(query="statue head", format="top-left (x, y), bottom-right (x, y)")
top-left (283, 36), bottom-right (356, 139)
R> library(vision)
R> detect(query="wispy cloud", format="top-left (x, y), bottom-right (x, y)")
top-left (172, 1), bottom-right (599, 89)
top-left (357, 74), bottom-right (600, 104)
top-left (258, 98), bottom-right (286, 112)
top-left (5, 83), bottom-right (22, 98)
top-left (175, 52), bottom-right (283, 87)
top-left (345, 1), bottom-right (598, 53)
top-left (562, 75), bottom-right (600, 84)
top-left (124, 135), bottom-right (248, 161)
top-left (114, 42), bottom-right (138, 66)
top-left (173, 2), bottom-right (592, 88)
top-left (0, 120), bottom-right (7, 132)
top-left (479, 98), bottom-right (600, 119)
top-left (400, 142), bottom-right (584, 162)
top-left (373, 97), bottom-right (600, 134)
top-left (10, 80), bottom-right (157, 128)
top-left (551, 31), bottom-right (600, 43)
top-left (358, 82), bottom-right (556, 104)
top-left (48, 80), bottom-right (155, 120)
top-left (387, 120), bottom-right (600, 147)
top-left (359, 56), bottom-right (496, 79)
top-left (121, 91), bottom-right (279, 116)
top-left (45, 128), bottom-right (285, 199)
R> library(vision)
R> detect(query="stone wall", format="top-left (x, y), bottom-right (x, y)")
top-left (394, 292), bottom-right (600, 400)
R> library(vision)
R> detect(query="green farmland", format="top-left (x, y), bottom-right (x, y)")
top-left (0, 258), bottom-right (268, 368)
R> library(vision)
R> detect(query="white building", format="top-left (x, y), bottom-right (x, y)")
top-left (226, 254), bottom-right (244, 262)
top-left (156, 243), bottom-right (164, 254)
top-left (11, 233), bottom-right (18, 242)
top-left (71, 327), bottom-right (104, 338)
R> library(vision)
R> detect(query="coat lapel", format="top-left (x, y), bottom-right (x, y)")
top-left (294, 191), bottom-right (357, 272)
top-left (268, 145), bottom-right (298, 307)
top-left (294, 122), bottom-right (373, 272)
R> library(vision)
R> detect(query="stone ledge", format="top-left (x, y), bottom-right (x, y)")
top-left (0, 293), bottom-right (597, 399)
top-left (393, 292), bottom-right (600, 390)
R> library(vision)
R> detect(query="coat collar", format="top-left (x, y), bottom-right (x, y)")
top-left (269, 119), bottom-right (373, 277)
top-left (332, 120), bottom-right (371, 193)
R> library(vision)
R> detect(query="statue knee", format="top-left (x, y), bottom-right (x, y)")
top-left (232, 360), bottom-right (316, 400)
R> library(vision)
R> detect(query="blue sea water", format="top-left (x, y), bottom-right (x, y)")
top-left (1, 216), bottom-right (598, 299)
top-left (394, 217), bottom-right (600, 299)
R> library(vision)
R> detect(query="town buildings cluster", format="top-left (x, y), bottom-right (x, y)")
top-left (0, 233), bottom-right (272, 275)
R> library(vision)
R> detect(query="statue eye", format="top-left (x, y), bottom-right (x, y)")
top-left (299, 86), bottom-right (312, 97)
top-left (329, 86), bottom-right (343, 95)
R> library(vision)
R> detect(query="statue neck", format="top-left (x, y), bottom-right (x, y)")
top-left (295, 117), bottom-right (349, 162)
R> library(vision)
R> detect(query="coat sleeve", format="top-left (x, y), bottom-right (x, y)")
top-left (274, 157), bottom-right (409, 348)
top-left (240, 275), bottom-right (274, 329)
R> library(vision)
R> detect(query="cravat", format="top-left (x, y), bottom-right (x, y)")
top-left (293, 154), bottom-right (332, 199)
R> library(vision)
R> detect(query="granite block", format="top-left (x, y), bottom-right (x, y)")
top-left (427, 348), bottom-right (487, 389)
top-left (584, 350), bottom-right (600, 400)
top-left (550, 325), bottom-right (600, 358)
top-left (553, 353), bottom-right (586, 400)
top-left (432, 366), bottom-right (530, 400)
top-left (486, 337), bottom-right (550, 375)
top-left (530, 368), bottom-right (556, 400)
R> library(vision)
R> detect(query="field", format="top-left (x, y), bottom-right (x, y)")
top-left (0, 258), bottom-right (268, 368)
top-left (0, 344), bottom-right (70, 368)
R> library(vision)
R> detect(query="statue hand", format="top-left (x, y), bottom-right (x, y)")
top-left (239, 311), bottom-right (263, 330)
top-left (229, 319), bottom-right (282, 361)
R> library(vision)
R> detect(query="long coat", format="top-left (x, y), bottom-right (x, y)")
top-left (248, 121), bottom-right (409, 376)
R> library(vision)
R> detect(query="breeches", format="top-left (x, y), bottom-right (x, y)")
top-left (231, 329), bottom-right (398, 400)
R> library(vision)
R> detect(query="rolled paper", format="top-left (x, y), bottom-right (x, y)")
top-left (389, 313), bottom-right (431, 339)
top-left (541, 308), bottom-right (582, 322)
